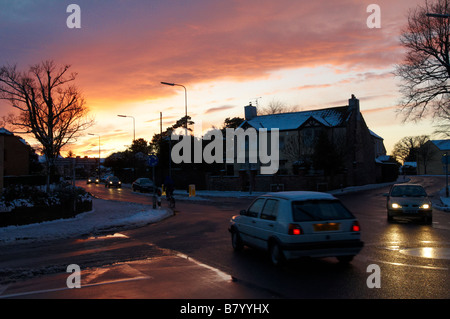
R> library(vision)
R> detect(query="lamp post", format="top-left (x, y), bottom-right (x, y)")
top-left (117, 114), bottom-right (135, 141)
top-left (426, 13), bottom-right (450, 18)
top-left (444, 152), bottom-right (449, 197)
top-left (160, 81), bottom-right (188, 129)
top-left (426, 12), bottom-right (450, 68)
top-left (88, 133), bottom-right (101, 180)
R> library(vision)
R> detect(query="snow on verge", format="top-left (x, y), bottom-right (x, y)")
top-left (0, 198), bottom-right (173, 245)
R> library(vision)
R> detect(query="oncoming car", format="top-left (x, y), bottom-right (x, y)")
top-left (384, 184), bottom-right (432, 224)
top-left (105, 176), bottom-right (122, 188)
top-left (87, 176), bottom-right (99, 184)
top-left (229, 191), bottom-right (364, 265)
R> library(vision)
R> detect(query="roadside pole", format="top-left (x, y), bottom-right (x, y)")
top-left (148, 154), bottom-right (159, 208)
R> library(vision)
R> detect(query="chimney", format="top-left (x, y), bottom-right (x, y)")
top-left (348, 94), bottom-right (360, 119)
top-left (244, 102), bottom-right (257, 120)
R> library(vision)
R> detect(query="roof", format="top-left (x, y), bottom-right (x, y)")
top-left (242, 106), bottom-right (350, 131)
top-left (370, 130), bottom-right (383, 140)
top-left (0, 127), bottom-right (30, 146)
top-left (0, 128), bottom-right (14, 136)
top-left (260, 191), bottom-right (337, 201)
top-left (431, 140), bottom-right (450, 151)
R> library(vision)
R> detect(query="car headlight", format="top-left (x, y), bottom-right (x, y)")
top-left (420, 203), bottom-right (431, 209)
top-left (391, 203), bottom-right (402, 209)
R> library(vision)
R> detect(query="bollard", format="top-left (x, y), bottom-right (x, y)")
top-left (189, 184), bottom-right (196, 197)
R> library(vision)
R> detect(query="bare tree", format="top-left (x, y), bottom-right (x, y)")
top-left (0, 60), bottom-right (94, 190)
top-left (395, 0), bottom-right (450, 131)
top-left (392, 135), bottom-right (431, 164)
top-left (258, 98), bottom-right (299, 115)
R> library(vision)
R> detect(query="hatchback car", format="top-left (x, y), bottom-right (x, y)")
top-left (105, 176), bottom-right (122, 188)
top-left (229, 191), bottom-right (364, 265)
top-left (132, 178), bottom-right (155, 193)
top-left (385, 184), bottom-right (432, 224)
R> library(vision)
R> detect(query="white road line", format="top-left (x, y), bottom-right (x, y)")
top-left (368, 259), bottom-right (448, 271)
top-left (0, 275), bottom-right (151, 299)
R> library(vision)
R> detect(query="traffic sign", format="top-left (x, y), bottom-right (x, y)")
top-left (148, 155), bottom-right (158, 167)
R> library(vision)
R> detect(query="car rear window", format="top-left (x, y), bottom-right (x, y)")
top-left (292, 200), bottom-right (354, 221)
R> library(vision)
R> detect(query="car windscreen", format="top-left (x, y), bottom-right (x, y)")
top-left (292, 200), bottom-right (354, 222)
top-left (390, 186), bottom-right (427, 197)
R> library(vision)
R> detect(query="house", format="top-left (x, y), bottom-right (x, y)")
top-left (417, 139), bottom-right (450, 175)
top-left (0, 128), bottom-right (33, 190)
top-left (39, 155), bottom-right (99, 179)
top-left (208, 95), bottom-right (389, 192)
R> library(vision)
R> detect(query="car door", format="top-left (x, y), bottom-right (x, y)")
top-left (256, 199), bottom-right (280, 249)
top-left (238, 198), bottom-right (266, 247)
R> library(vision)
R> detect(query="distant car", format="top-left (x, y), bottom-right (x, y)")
top-left (105, 176), bottom-right (122, 188)
top-left (385, 184), bottom-right (432, 224)
top-left (87, 176), bottom-right (99, 184)
top-left (100, 174), bottom-right (113, 183)
top-left (132, 178), bottom-right (155, 193)
top-left (229, 191), bottom-right (364, 265)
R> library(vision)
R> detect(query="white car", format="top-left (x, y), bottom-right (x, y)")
top-left (229, 191), bottom-right (364, 265)
top-left (385, 184), bottom-right (432, 224)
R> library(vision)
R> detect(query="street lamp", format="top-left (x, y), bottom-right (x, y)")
top-left (160, 81), bottom-right (188, 129)
top-left (88, 133), bottom-right (101, 179)
top-left (117, 114), bottom-right (136, 141)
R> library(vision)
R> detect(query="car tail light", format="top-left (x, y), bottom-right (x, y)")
top-left (351, 221), bottom-right (360, 232)
top-left (288, 224), bottom-right (303, 235)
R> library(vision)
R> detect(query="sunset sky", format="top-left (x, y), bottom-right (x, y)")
top-left (0, 0), bottom-right (439, 159)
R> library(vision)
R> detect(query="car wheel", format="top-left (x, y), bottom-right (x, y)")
top-left (387, 211), bottom-right (393, 222)
top-left (424, 214), bottom-right (432, 225)
top-left (231, 230), bottom-right (244, 251)
top-left (269, 242), bottom-right (285, 266)
top-left (337, 255), bottom-right (354, 263)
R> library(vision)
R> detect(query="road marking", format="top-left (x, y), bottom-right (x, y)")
top-left (0, 275), bottom-right (151, 299)
top-left (173, 251), bottom-right (232, 282)
top-left (368, 259), bottom-right (448, 271)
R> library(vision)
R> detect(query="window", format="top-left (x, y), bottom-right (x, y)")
top-left (247, 198), bottom-right (265, 217)
top-left (260, 199), bottom-right (279, 221)
top-left (292, 200), bottom-right (354, 221)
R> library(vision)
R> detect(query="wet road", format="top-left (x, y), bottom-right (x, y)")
top-left (0, 176), bottom-right (449, 300)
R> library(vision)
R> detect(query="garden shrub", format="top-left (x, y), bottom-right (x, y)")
top-left (0, 183), bottom-right (92, 227)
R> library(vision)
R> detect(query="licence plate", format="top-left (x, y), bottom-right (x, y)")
top-left (313, 223), bottom-right (340, 231)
